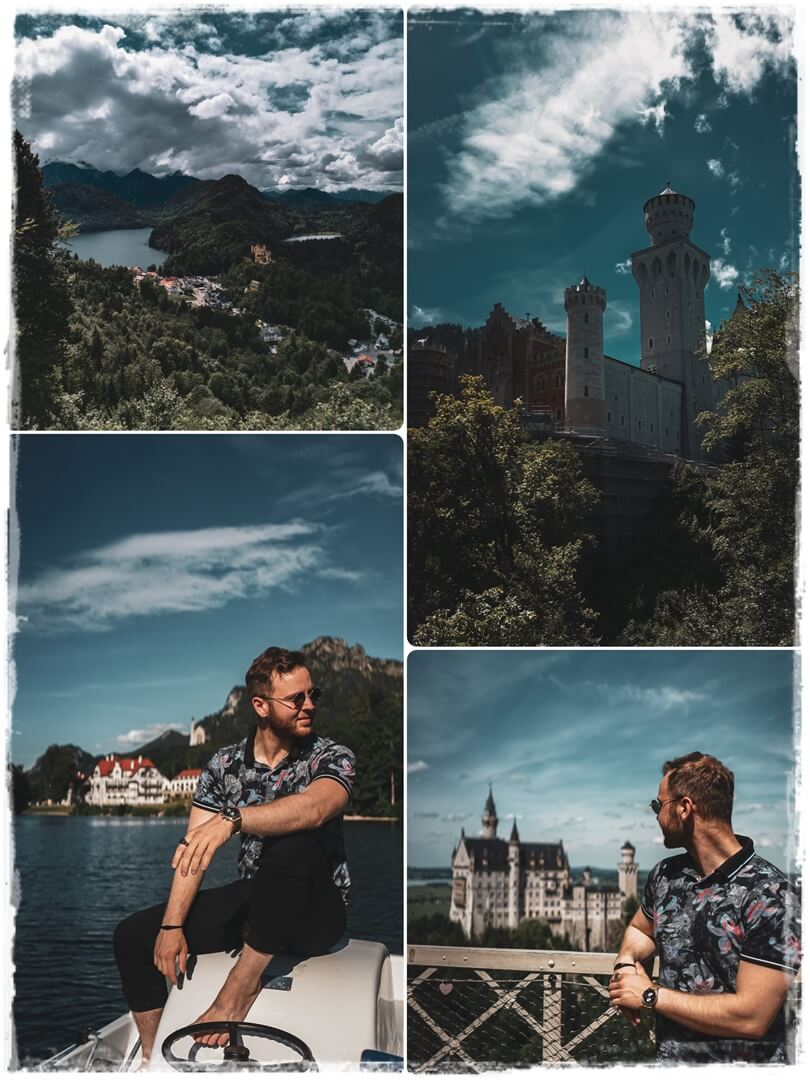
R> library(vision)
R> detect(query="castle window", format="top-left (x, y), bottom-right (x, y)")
top-left (607, 411), bottom-right (611, 422)
top-left (584, 312), bottom-right (589, 323)
top-left (648, 338), bottom-right (654, 349)
top-left (666, 310), bottom-right (670, 320)
top-left (666, 286), bottom-right (670, 294)
top-left (584, 385), bottom-right (589, 397)
top-left (667, 335), bottom-right (671, 345)
top-left (666, 427), bottom-right (669, 436)
top-left (621, 415), bottom-right (625, 426)
top-left (584, 347), bottom-right (589, 358)
top-left (651, 423), bottom-right (654, 432)
top-left (650, 289), bottom-right (655, 300)
top-left (638, 420), bottom-right (642, 430)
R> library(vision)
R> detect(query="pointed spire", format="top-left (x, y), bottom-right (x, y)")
top-left (509, 817), bottom-right (520, 843)
top-left (484, 784), bottom-right (496, 816)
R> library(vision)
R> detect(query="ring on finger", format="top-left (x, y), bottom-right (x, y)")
top-left (179, 838), bottom-right (190, 847)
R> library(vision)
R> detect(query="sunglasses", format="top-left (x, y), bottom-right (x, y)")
top-left (650, 797), bottom-right (678, 815)
top-left (258, 687), bottom-right (322, 711)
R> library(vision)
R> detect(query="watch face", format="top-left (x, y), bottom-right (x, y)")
top-left (642, 987), bottom-right (657, 1008)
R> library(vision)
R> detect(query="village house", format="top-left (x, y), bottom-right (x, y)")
top-left (87, 754), bottom-right (168, 807)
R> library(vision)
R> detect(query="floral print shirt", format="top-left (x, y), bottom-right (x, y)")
top-left (193, 726), bottom-right (356, 903)
top-left (641, 836), bottom-right (800, 1063)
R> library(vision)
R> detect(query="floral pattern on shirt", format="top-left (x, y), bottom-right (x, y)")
top-left (641, 838), bottom-right (800, 1063)
top-left (193, 730), bottom-right (355, 904)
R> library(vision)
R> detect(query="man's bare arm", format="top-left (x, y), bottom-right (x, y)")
top-left (614, 907), bottom-right (657, 967)
top-left (173, 779), bottom-right (350, 877)
top-left (609, 960), bottom-right (794, 1040)
top-left (154, 806), bottom-right (219, 985)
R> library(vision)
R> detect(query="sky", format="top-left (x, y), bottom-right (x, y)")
top-left (10, 434), bottom-right (403, 768)
top-left (14, 6), bottom-right (403, 192)
top-left (408, 8), bottom-right (798, 362)
top-left (408, 650), bottom-right (797, 875)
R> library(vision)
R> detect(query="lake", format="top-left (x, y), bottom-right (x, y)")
top-left (12, 816), bottom-right (402, 1065)
top-left (63, 227), bottom-right (168, 269)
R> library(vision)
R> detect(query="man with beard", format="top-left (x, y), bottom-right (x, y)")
top-left (609, 752), bottom-right (800, 1063)
top-left (113, 647), bottom-right (355, 1066)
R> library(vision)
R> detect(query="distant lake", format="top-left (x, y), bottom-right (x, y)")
top-left (63, 227), bottom-right (168, 269)
top-left (12, 816), bottom-right (402, 1066)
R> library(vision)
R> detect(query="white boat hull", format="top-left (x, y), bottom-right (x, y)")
top-left (40, 940), bottom-right (403, 1071)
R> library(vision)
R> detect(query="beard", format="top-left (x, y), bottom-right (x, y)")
top-left (661, 814), bottom-right (694, 849)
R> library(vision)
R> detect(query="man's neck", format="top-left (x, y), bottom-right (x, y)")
top-left (685, 823), bottom-right (742, 879)
top-left (253, 725), bottom-right (297, 769)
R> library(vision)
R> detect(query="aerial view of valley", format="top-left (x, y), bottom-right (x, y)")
top-left (13, 9), bottom-right (403, 430)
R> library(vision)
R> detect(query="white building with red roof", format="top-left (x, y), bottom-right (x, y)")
top-left (170, 768), bottom-right (203, 797)
top-left (88, 753), bottom-right (169, 806)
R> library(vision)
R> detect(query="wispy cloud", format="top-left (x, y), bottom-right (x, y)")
top-left (408, 760), bottom-right (430, 774)
top-left (694, 113), bottom-right (711, 134)
top-left (614, 259), bottom-right (633, 276)
top-left (115, 723), bottom-right (186, 749)
top-left (437, 11), bottom-right (792, 224)
top-left (15, 521), bottom-right (332, 633)
top-left (707, 157), bottom-right (725, 179)
top-left (327, 471), bottom-right (402, 500)
top-left (410, 305), bottom-right (444, 328)
top-left (598, 683), bottom-right (707, 712)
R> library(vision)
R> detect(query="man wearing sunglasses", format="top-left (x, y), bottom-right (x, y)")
top-left (113, 646), bottom-right (355, 1065)
top-left (608, 752), bottom-right (799, 1064)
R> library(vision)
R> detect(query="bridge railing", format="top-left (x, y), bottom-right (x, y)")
top-left (407, 945), bottom-right (657, 1072)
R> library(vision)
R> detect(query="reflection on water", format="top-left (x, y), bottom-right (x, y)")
top-left (12, 816), bottom-right (401, 1064)
top-left (63, 227), bottom-right (168, 269)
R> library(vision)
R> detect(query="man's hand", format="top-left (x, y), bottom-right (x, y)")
top-left (172, 815), bottom-right (233, 876)
top-left (609, 962), bottom-right (654, 1014)
top-left (154, 928), bottom-right (189, 987)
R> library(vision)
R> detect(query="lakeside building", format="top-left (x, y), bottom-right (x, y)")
top-left (169, 768), bottom-right (203, 797)
top-left (87, 754), bottom-right (168, 807)
top-left (450, 788), bottom-right (639, 951)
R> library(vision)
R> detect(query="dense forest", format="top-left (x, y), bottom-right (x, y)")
top-left (13, 133), bottom-right (403, 429)
top-left (409, 270), bottom-right (798, 647)
top-left (12, 638), bottom-right (403, 819)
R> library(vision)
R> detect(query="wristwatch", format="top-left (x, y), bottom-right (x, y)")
top-left (220, 805), bottom-right (242, 835)
top-left (641, 985), bottom-right (659, 1010)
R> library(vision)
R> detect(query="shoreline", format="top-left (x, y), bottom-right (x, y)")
top-left (21, 805), bottom-right (401, 822)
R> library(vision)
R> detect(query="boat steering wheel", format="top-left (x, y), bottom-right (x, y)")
top-left (161, 1021), bottom-right (316, 1071)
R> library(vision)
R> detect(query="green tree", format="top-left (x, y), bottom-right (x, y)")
top-left (13, 130), bottom-right (73, 426)
top-left (409, 376), bottom-right (599, 645)
top-left (11, 764), bottom-right (31, 814)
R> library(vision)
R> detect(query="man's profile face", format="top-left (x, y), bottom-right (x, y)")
top-left (657, 772), bottom-right (687, 849)
top-left (255, 665), bottom-right (317, 738)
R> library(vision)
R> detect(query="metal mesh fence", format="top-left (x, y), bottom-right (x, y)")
top-left (407, 966), bottom-right (655, 1072)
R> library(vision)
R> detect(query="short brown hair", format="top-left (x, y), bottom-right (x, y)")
top-left (662, 752), bottom-right (735, 822)
top-left (245, 647), bottom-right (307, 698)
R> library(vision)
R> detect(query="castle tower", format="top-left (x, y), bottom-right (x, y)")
top-left (618, 840), bottom-right (639, 899)
top-left (481, 785), bottom-right (498, 839)
top-left (563, 276), bottom-right (608, 433)
top-left (508, 817), bottom-right (521, 929)
top-left (631, 184), bottom-right (712, 460)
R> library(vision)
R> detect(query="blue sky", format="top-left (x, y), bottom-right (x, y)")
top-left (11, 434), bottom-right (403, 768)
top-left (408, 9), bottom-right (798, 360)
top-left (408, 650), bottom-right (796, 874)
top-left (14, 7), bottom-right (403, 191)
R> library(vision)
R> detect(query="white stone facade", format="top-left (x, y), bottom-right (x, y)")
top-left (87, 754), bottom-right (169, 806)
top-left (450, 790), bottom-right (639, 951)
top-left (169, 769), bottom-right (203, 797)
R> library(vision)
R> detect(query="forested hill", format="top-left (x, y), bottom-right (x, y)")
top-left (15, 638), bottom-right (403, 817)
top-left (150, 174), bottom-right (296, 275)
top-left (43, 161), bottom-right (200, 208)
top-left (49, 182), bottom-right (150, 230)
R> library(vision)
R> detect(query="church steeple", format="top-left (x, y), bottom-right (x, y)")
top-left (482, 785), bottom-right (498, 839)
top-left (509, 817), bottom-right (520, 844)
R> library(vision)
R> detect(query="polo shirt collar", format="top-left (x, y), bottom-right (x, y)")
top-left (245, 724), bottom-right (310, 769)
top-left (693, 834), bottom-right (755, 886)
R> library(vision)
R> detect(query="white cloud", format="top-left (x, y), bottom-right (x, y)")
top-left (712, 259), bottom-right (739, 289)
top-left (707, 12), bottom-right (794, 95)
top-left (719, 227), bottom-right (732, 257)
top-left (707, 158), bottom-right (725, 178)
top-left (116, 723), bottom-right (185, 748)
top-left (435, 11), bottom-right (793, 223)
top-left (327, 470), bottom-right (402, 501)
top-left (600, 683), bottom-right (707, 712)
top-left (615, 258), bottom-right (633, 275)
top-left (607, 301), bottom-right (633, 334)
top-left (15, 16), bottom-right (403, 192)
top-left (410, 305), bottom-right (444, 328)
top-left (694, 113), bottom-right (711, 133)
top-left (15, 521), bottom-right (334, 633)
top-left (408, 760), bottom-right (430, 774)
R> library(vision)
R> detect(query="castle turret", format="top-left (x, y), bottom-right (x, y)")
top-left (618, 840), bottom-right (639, 900)
top-left (563, 276), bottom-right (607, 433)
top-left (481, 785), bottom-right (498, 839)
top-left (631, 184), bottom-right (712, 460)
top-left (508, 817), bottom-right (520, 928)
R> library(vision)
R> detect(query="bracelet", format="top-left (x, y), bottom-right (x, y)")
top-left (160, 924), bottom-right (183, 931)
top-left (613, 962), bottom-right (636, 970)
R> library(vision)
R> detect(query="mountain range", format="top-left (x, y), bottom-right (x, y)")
top-left (43, 161), bottom-right (391, 232)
